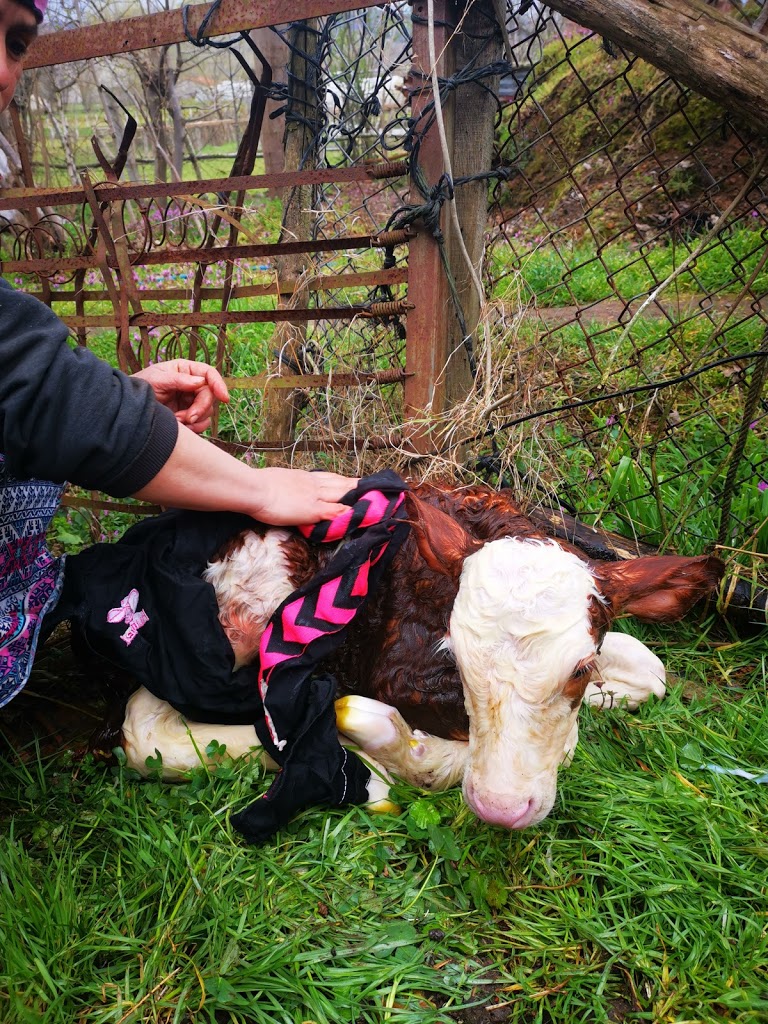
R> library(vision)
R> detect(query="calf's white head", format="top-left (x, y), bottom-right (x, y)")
top-left (407, 495), bottom-right (723, 830)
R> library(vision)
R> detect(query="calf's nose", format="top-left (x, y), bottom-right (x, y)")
top-left (463, 780), bottom-right (536, 830)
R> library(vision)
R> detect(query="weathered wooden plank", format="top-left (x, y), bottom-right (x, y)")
top-left (445, 0), bottom-right (501, 405)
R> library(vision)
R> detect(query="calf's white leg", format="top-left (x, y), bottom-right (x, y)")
top-left (335, 694), bottom-right (470, 791)
top-left (122, 687), bottom-right (583, 812)
top-left (122, 687), bottom-right (273, 780)
top-left (584, 631), bottom-right (666, 710)
top-left (121, 687), bottom-right (398, 811)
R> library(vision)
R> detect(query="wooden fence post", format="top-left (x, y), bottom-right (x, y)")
top-left (262, 20), bottom-right (321, 463)
top-left (405, 0), bottom-right (502, 448)
top-left (404, 0), bottom-right (455, 450)
top-left (445, 0), bottom-right (502, 406)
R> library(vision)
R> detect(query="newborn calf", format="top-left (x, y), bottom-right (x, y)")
top-left (120, 482), bottom-right (722, 829)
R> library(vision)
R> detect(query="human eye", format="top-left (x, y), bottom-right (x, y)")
top-left (8, 32), bottom-right (33, 61)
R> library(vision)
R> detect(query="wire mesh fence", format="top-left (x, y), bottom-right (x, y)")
top-left (483, 7), bottom-right (768, 578)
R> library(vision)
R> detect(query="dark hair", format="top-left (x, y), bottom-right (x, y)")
top-left (13, 0), bottom-right (46, 23)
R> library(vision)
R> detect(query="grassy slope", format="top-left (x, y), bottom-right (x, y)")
top-left (488, 36), bottom-right (768, 561)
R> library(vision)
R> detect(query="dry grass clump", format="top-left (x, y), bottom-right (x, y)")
top-left (264, 289), bottom-right (567, 511)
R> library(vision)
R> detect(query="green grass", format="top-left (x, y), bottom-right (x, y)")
top-left (491, 226), bottom-right (768, 308)
top-left (27, 102), bottom-right (256, 188)
top-left (2, 621), bottom-right (767, 1022)
top-left (495, 34), bottom-right (726, 239)
top-left (485, 303), bottom-right (768, 555)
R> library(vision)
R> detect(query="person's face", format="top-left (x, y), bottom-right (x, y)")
top-left (0, 1), bottom-right (37, 113)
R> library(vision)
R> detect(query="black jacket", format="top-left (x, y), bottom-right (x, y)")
top-left (50, 510), bottom-right (256, 720)
top-left (0, 278), bottom-right (177, 495)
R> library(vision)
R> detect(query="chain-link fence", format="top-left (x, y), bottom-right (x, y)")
top-left (483, 7), bottom-right (767, 580)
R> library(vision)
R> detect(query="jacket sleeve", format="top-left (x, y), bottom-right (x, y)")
top-left (0, 279), bottom-right (178, 496)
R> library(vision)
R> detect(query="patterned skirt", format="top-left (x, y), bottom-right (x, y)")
top-left (0, 455), bottom-right (65, 707)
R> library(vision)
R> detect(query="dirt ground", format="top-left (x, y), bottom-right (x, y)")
top-left (0, 626), bottom-right (133, 765)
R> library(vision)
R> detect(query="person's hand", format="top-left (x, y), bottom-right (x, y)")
top-left (133, 359), bottom-right (229, 433)
top-left (250, 468), bottom-right (359, 525)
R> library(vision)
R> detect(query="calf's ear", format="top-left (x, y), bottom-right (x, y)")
top-left (596, 554), bottom-right (724, 622)
top-left (404, 492), bottom-right (481, 580)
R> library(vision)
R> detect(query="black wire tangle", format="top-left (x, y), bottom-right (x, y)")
top-left (174, 7), bottom-right (532, 384)
top-left (265, 17), bottom-right (381, 169)
top-left (180, 5), bottom-right (414, 170)
top-left (311, 8), bottom-right (412, 166)
top-left (183, 3), bottom-right (270, 93)
top-left (403, 58), bottom-right (517, 162)
top-left (182, 0), bottom-right (237, 49)
top-left (474, 349), bottom-right (768, 444)
top-left (177, 5), bottom-right (519, 199)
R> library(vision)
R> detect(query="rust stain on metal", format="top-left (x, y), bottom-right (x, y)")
top-left (1, 235), bottom-right (408, 276)
top-left (365, 300), bottom-right (412, 317)
top-left (368, 160), bottom-right (409, 179)
top-left (405, 0), bottom-right (453, 444)
top-left (0, 164), bottom-right (407, 212)
top-left (61, 306), bottom-right (409, 330)
top-left (25, 0), bottom-right (385, 69)
top-left (29, 268), bottom-right (409, 306)
top-left (83, 169), bottom-right (153, 369)
top-left (371, 228), bottom-right (414, 247)
top-left (224, 368), bottom-right (409, 390)
top-left (80, 170), bottom-right (140, 372)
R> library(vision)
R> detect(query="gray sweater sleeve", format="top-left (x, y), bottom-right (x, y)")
top-left (0, 278), bottom-right (178, 496)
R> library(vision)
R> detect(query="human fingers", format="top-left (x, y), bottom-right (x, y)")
top-left (136, 366), bottom-right (204, 412)
top-left (176, 409), bottom-right (212, 433)
top-left (182, 385), bottom-right (217, 427)
top-left (151, 370), bottom-right (217, 425)
top-left (310, 471), bottom-right (360, 500)
top-left (178, 360), bottom-right (230, 403)
top-left (165, 374), bottom-right (207, 393)
top-left (314, 500), bottom-right (357, 521)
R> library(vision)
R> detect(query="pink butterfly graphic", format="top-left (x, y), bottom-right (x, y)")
top-left (108, 589), bottom-right (143, 624)
top-left (107, 589), bottom-right (149, 645)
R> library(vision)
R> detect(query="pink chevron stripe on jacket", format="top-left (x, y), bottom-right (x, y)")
top-left (257, 477), bottom-right (407, 752)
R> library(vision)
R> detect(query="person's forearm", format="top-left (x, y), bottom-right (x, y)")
top-left (132, 426), bottom-right (357, 525)
top-left (131, 426), bottom-right (261, 516)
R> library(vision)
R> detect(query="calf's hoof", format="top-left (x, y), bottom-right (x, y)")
top-left (584, 632), bottom-right (666, 710)
top-left (361, 758), bottom-right (401, 815)
top-left (336, 694), bottom-right (468, 792)
top-left (336, 694), bottom-right (427, 758)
